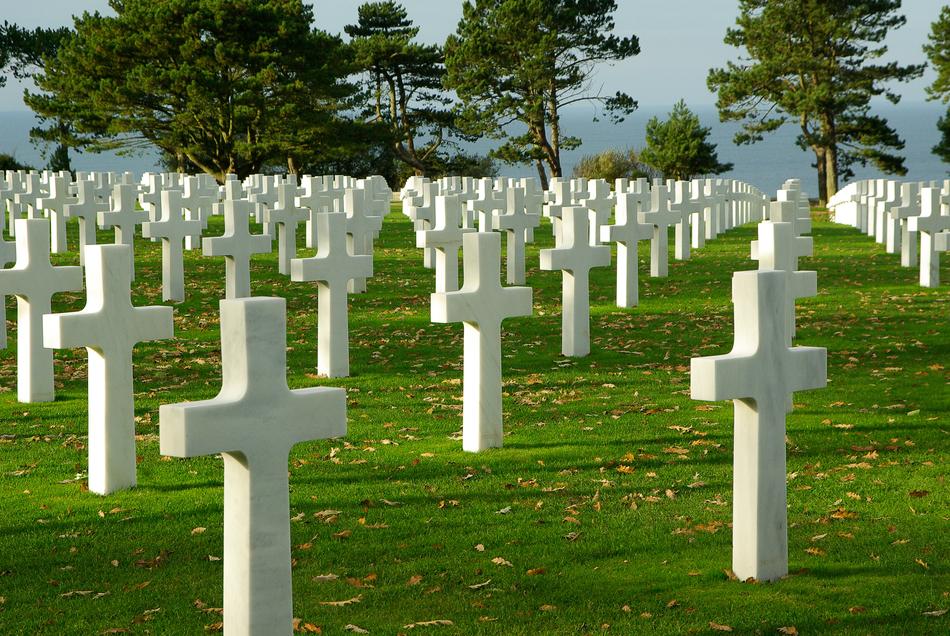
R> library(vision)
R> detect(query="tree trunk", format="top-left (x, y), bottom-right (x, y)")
top-left (824, 143), bottom-right (838, 204)
top-left (535, 159), bottom-right (548, 190)
top-left (547, 86), bottom-right (562, 178)
top-left (813, 147), bottom-right (828, 205)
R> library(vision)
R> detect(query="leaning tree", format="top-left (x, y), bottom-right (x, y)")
top-left (924, 5), bottom-right (950, 165)
top-left (708, 0), bottom-right (923, 204)
top-left (444, 0), bottom-right (639, 188)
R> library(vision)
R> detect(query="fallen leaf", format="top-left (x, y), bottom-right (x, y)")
top-left (468, 579), bottom-right (491, 590)
top-left (849, 606), bottom-right (866, 614)
top-left (709, 621), bottom-right (733, 632)
top-left (526, 568), bottom-right (546, 576)
top-left (909, 490), bottom-right (929, 498)
top-left (403, 619), bottom-right (454, 628)
top-left (474, 544), bottom-right (485, 552)
top-left (539, 604), bottom-right (557, 612)
top-left (777, 627), bottom-right (798, 635)
top-left (406, 575), bottom-right (423, 586)
top-left (319, 595), bottom-right (362, 607)
top-left (915, 559), bottom-right (929, 570)
top-left (332, 530), bottom-right (352, 540)
top-left (923, 609), bottom-right (947, 617)
top-left (343, 625), bottom-right (368, 634)
top-left (191, 527), bottom-right (207, 535)
top-left (491, 557), bottom-right (512, 567)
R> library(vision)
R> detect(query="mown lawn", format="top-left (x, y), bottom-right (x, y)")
top-left (0, 203), bottom-right (947, 635)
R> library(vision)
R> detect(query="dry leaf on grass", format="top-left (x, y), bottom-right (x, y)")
top-left (319, 594), bottom-right (362, 607)
top-left (468, 579), bottom-right (491, 590)
top-left (491, 557), bottom-right (512, 567)
top-left (403, 619), bottom-right (454, 628)
top-left (709, 621), bottom-right (733, 632)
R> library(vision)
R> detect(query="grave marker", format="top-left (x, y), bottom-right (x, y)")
top-left (44, 245), bottom-right (173, 494)
top-left (142, 189), bottom-right (202, 302)
top-left (203, 182), bottom-right (272, 299)
top-left (161, 297), bottom-right (346, 635)
top-left (431, 232), bottom-right (532, 451)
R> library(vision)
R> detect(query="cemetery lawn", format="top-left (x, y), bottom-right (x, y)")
top-left (0, 206), bottom-right (947, 635)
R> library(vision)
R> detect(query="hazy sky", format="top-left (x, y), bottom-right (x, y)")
top-left (0, 0), bottom-right (944, 111)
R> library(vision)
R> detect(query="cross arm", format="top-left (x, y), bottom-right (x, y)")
top-left (690, 353), bottom-right (754, 402)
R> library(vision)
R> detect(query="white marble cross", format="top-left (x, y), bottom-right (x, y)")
top-left (544, 178), bottom-right (574, 242)
top-left (64, 180), bottom-right (108, 266)
top-left (343, 186), bottom-right (383, 293)
top-left (431, 232), bottom-right (532, 452)
top-left (421, 195), bottom-right (475, 292)
top-left (887, 182), bottom-right (920, 267)
top-left (249, 176), bottom-right (280, 237)
top-left (181, 175), bottom-right (218, 250)
top-left (36, 174), bottom-right (76, 254)
top-left (762, 200), bottom-right (812, 270)
top-left (497, 187), bottom-right (541, 285)
top-left (580, 179), bottom-right (614, 245)
top-left (300, 176), bottom-right (342, 249)
top-left (752, 221), bottom-right (817, 342)
top-left (142, 189), bottom-right (202, 302)
top-left (267, 181), bottom-right (308, 276)
top-left (638, 182), bottom-right (678, 277)
top-left (910, 186), bottom-right (950, 288)
top-left (0, 219), bottom-right (83, 402)
top-left (405, 180), bottom-right (438, 268)
top-left (540, 207), bottom-right (611, 357)
top-left (291, 213), bottom-right (372, 378)
top-left (203, 182), bottom-right (272, 299)
top-left (160, 296), bottom-right (346, 635)
top-left (0, 234), bottom-right (14, 349)
top-left (468, 177), bottom-right (505, 233)
top-left (138, 173), bottom-right (164, 223)
top-left (44, 245), bottom-right (174, 494)
top-left (600, 191), bottom-right (651, 308)
top-left (98, 184), bottom-right (147, 280)
top-left (669, 181), bottom-right (692, 261)
top-left (691, 269), bottom-right (826, 582)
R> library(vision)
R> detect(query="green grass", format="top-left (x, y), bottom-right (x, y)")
top-left (0, 205), bottom-right (947, 635)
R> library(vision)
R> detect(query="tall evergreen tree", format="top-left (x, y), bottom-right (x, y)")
top-left (444, 0), bottom-right (639, 188)
top-left (708, 0), bottom-right (924, 203)
top-left (26, 0), bottom-right (360, 181)
top-left (639, 100), bottom-right (733, 181)
top-left (345, 1), bottom-right (455, 178)
top-left (924, 5), bottom-right (950, 164)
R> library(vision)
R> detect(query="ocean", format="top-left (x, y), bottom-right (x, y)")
top-left (1, 101), bottom-right (946, 196)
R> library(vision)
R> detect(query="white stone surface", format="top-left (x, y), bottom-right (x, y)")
top-left (160, 296), bottom-right (346, 636)
top-left (580, 179), bottom-right (614, 245)
top-left (669, 181), bottom-right (692, 261)
top-left (203, 182), bottom-right (272, 299)
top-left (291, 213), bottom-right (372, 378)
top-left (266, 181), bottom-right (308, 276)
top-left (44, 245), bottom-right (173, 494)
top-left (638, 182), bottom-right (678, 278)
top-left (540, 207), bottom-right (611, 357)
top-left (181, 175), bottom-right (219, 250)
top-left (63, 180), bottom-right (108, 266)
top-left (497, 187), bottom-right (541, 285)
top-left (600, 191), bottom-right (651, 308)
top-left (0, 233), bottom-right (14, 348)
top-left (431, 232), bottom-right (532, 452)
top-left (98, 184), bottom-right (147, 280)
top-left (36, 174), bottom-right (75, 254)
top-left (142, 189), bottom-right (202, 302)
top-left (421, 195), bottom-right (474, 292)
top-left (343, 186), bottom-right (383, 293)
top-left (691, 270), bottom-right (826, 582)
top-left (910, 187), bottom-right (950, 287)
top-left (752, 221), bottom-right (817, 342)
top-left (0, 219), bottom-right (83, 402)
top-left (468, 178), bottom-right (505, 233)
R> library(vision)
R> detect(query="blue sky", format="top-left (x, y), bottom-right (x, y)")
top-left (0, 0), bottom-right (943, 111)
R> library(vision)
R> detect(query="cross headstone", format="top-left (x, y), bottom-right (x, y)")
top-left (181, 175), bottom-right (219, 250)
top-left (689, 179), bottom-right (708, 249)
top-left (343, 186), bottom-right (383, 293)
top-left (639, 182), bottom-right (678, 277)
top-left (36, 174), bottom-right (76, 254)
top-left (266, 180), bottom-right (308, 276)
top-left (64, 179), bottom-right (109, 266)
top-left (421, 195), bottom-right (475, 292)
top-left (404, 180), bottom-right (438, 269)
top-left (887, 182), bottom-right (920, 267)
top-left (249, 176), bottom-right (280, 237)
top-left (0, 234), bottom-right (14, 348)
top-left (497, 187), bottom-right (541, 285)
top-left (691, 269), bottom-right (826, 582)
top-left (600, 191), bottom-right (651, 308)
top-left (752, 221), bottom-right (817, 342)
top-left (299, 176), bottom-right (342, 250)
top-left (138, 173), bottom-right (164, 223)
top-left (98, 184), bottom-right (148, 280)
top-left (160, 296), bottom-right (346, 635)
top-left (910, 186), bottom-right (950, 288)
top-left (142, 189), bottom-right (202, 302)
top-left (468, 177), bottom-right (505, 233)
top-left (44, 245), bottom-right (174, 494)
top-left (0, 219), bottom-right (83, 402)
top-left (203, 182), bottom-right (272, 299)
top-left (669, 180), bottom-right (692, 261)
top-left (291, 213), bottom-right (372, 378)
top-left (431, 232), bottom-right (532, 451)
top-left (579, 179), bottom-right (614, 245)
top-left (540, 207), bottom-right (611, 357)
